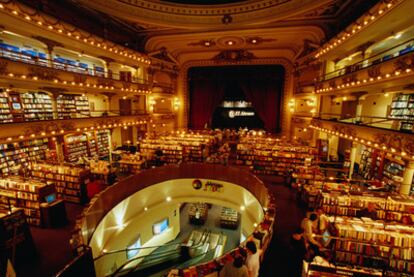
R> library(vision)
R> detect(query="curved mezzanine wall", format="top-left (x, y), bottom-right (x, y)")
top-left (82, 164), bottom-right (270, 276)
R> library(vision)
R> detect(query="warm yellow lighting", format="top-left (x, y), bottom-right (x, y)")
top-left (166, 196), bottom-right (172, 202)
top-left (240, 205), bottom-right (246, 211)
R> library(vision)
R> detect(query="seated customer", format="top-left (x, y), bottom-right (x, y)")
top-left (357, 202), bottom-right (377, 220)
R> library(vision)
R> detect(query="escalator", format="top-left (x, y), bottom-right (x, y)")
top-left (105, 230), bottom-right (225, 277)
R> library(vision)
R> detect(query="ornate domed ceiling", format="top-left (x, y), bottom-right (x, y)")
top-left (18, 0), bottom-right (381, 63)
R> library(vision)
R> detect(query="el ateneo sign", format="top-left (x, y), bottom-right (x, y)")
top-left (228, 110), bottom-right (255, 118)
top-left (192, 179), bottom-right (223, 192)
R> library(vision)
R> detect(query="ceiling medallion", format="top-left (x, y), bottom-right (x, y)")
top-left (222, 14), bottom-right (233, 24)
top-left (213, 50), bottom-right (256, 62)
top-left (188, 40), bottom-right (216, 47)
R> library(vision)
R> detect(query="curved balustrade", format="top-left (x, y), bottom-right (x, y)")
top-left (80, 163), bottom-right (271, 244)
top-left (78, 163), bottom-right (275, 276)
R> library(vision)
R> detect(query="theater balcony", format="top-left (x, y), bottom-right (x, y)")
top-left (315, 41), bottom-right (414, 95)
top-left (0, 51), bottom-right (151, 94)
top-left (0, 112), bottom-right (150, 144)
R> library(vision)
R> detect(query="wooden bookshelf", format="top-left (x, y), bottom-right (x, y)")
top-left (0, 139), bottom-right (49, 177)
top-left (0, 89), bottom-right (12, 123)
top-left (30, 163), bottom-right (90, 204)
top-left (0, 177), bottom-right (56, 226)
top-left (220, 207), bottom-right (239, 229)
top-left (331, 217), bottom-right (414, 275)
top-left (320, 192), bottom-right (414, 224)
top-left (21, 92), bottom-right (53, 121)
top-left (64, 134), bottom-right (89, 163)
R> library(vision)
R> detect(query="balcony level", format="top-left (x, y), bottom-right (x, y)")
top-left (0, 50), bottom-right (151, 94)
top-left (0, 112), bottom-right (150, 143)
top-left (308, 118), bottom-right (414, 161)
top-left (315, 40), bottom-right (414, 95)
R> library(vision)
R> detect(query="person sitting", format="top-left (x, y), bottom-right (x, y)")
top-left (357, 202), bottom-right (377, 220)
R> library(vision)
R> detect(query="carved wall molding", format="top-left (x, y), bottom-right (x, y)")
top-left (28, 66), bottom-right (59, 81)
top-left (0, 60), bottom-right (8, 75)
top-left (178, 57), bottom-right (294, 136)
top-left (213, 50), bottom-right (257, 62)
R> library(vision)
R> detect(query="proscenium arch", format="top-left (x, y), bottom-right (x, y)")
top-left (176, 58), bottom-right (294, 137)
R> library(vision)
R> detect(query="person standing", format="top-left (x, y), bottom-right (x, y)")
top-left (301, 213), bottom-right (323, 252)
top-left (289, 228), bottom-right (307, 277)
top-left (245, 240), bottom-right (262, 277)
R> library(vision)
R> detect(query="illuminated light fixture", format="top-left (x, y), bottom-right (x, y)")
top-left (60, 130), bottom-right (64, 134)
top-left (8, 73), bottom-right (14, 77)
top-left (32, 76), bottom-right (38, 80)
top-left (406, 68), bottom-right (411, 73)
top-left (401, 151), bottom-right (407, 156)
top-left (253, 223), bottom-right (258, 228)
top-left (387, 3), bottom-right (392, 8)
top-left (227, 40), bottom-right (234, 46)
top-left (385, 73), bottom-right (390, 78)
top-left (12, 10), bottom-right (18, 15)
top-left (166, 196), bottom-right (172, 202)
top-left (37, 21), bottom-right (42, 26)
top-left (21, 75), bottom-right (26, 79)
top-left (7, 137), bottom-right (12, 141)
top-left (51, 131), bottom-right (56, 135)
top-left (144, 207), bottom-right (148, 212)
top-left (395, 71), bottom-right (401, 76)
top-left (48, 25), bottom-right (53, 30)
top-left (240, 205), bottom-right (246, 211)
top-left (19, 135), bottom-right (24, 139)
top-left (379, 9), bottom-right (383, 14)
top-left (25, 15), bottom-right (31, 20)
top-left (53, 79), bottom-right (58, 83)
top-left (30, 134), bottom-right (35, 138)
top-left (384, 92), bottom-right (389, 97)
top-left (0, 4), bottom-right (3, 8)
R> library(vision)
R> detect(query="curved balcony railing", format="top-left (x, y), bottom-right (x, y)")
top-left (0, 109), bottom-right (148, 125)
top-left (0, 47), bottom-right (148, 84)
top-left (318, 38), bottom-right (414, 82)
top-left (293, 112), bottom-right (414, 133)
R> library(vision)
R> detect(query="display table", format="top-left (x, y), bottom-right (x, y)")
top-left (220, 207), bottom-right (239, 229)
top-left (188, 203), bottom-right (208, 225)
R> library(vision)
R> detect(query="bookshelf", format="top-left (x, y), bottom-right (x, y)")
top-left (30, 163), bottom-right (90, 204)
top-left (57, 94), bottom-right (90, 119)
top-left (21, 92), bottom-right (53, 121)
top-left (389, 94), bottom-right (414, 132)
top-left (63, 134), bottom-right (89, 163)
top-left (320, 192), bottom-right (414, 224)
top-left (86, 132), bottom-right (98, 158)
top-left (236, 139), bottom-right (317, 176)
top-left (0, 89), bottom-right (12, 123)
top-left (0, 139), bottom-right (49, 177)
top-left (0, 177), bottom-right (56, 226)
top-left (75, 95), bottom-right (90, 117)
top-left (57, 94), bottom-right (76, 119)
top-left (188, 203), bottom-right (208, 225)
top-left (331, 217), bottom-right (414, 275)
top-left (220, 207), bottom-right (239, 229)
top-left (96, 130), bottom-right (110, 158)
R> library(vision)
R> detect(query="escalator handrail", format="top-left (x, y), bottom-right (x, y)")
top-left (94, 241), bottom-right (184, 261)
top-left (110, 234), bottom-right (209, 276)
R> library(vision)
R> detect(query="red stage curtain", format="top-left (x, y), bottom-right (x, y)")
top-left (241, 79), bottom-right (282, 132)
top-left (189, 79), bottom-right (225, 129)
